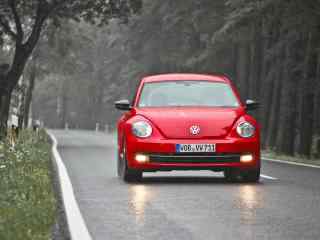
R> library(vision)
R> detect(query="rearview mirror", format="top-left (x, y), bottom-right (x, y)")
top-left (115, 100), bottom-right (132, 111)
top-left (245, 99), bottom-right (259, 111)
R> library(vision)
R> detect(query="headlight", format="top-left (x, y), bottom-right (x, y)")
top-left (132, 121), bottom-right (153, 138)
top-left (236, 122), bottom-right (255, 138)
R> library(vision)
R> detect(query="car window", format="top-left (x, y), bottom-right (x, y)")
top-left (138, 81), bottom-right (239, 107)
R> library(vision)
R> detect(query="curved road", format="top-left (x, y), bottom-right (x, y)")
top-left (52, 130), bottom-right (320, 240)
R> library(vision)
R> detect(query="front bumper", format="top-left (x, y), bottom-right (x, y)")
top-left (125, 136), bottom-right (260, 172)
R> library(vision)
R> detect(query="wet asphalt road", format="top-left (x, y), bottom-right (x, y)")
top-left (52, 130), bottom-right (320, 240)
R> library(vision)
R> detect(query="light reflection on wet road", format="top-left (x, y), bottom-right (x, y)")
top-left (129, 185), bottom-right (155, 224)
top-left (53, 130), bottom-right (320, 240)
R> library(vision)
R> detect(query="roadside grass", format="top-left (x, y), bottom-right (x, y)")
top-left (0, 130), bottom-right (56, 240)
top-left (262, 150), bottom-right (320, 166)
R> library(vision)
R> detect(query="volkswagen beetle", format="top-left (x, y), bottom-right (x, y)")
top-left (115, 74), bottom-right (260, 182)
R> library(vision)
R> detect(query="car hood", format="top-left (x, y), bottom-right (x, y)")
top-left (135, 107), bottom-right (244, 139)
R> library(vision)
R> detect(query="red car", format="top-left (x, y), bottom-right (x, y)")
top-left (115, 74), bottom-right (260, 182)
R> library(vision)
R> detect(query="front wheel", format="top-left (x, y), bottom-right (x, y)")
top-left (224, 169), bottom-right (241, 182)
top-left (242, 168), bottom-right (260, 183)
top-left (224, 167), bottom-right (260, 183)
top-left (118, 141), bottom-right (142, 182)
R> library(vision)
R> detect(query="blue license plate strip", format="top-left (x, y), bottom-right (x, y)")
top-left (176, 144), bottom-right (216, 153)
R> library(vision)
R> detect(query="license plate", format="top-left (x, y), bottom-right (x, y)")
top-left (176, 144), bottom-right (216, 153)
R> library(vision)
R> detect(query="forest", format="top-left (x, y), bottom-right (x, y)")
top-left (1, 0), bottom-right (320, 158)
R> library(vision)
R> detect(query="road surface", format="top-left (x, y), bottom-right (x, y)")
top-left (52, 130), bottom-right (320, 240)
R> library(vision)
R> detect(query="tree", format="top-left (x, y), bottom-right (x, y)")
top-left (29, 0), bottom-right (320, 158)
top-left (0, 0), bottom-right (142, 139)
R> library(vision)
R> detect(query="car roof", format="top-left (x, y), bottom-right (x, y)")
top-left (142, 73), bottom-right (230, 83)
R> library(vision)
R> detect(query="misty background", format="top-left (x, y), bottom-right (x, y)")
top-left (1, 0), bottom-right (320, 158)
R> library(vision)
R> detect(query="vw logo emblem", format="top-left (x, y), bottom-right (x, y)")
top-left (190, 125), bottom-right (201, 135)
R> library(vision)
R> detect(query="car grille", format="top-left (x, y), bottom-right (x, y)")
top-left (149, 153), bottom-right (241, 164)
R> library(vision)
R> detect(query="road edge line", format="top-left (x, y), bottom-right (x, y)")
top-left (263, 157), bottom-right (320, 169)
top-left (260, 174), bottom-right (278, 180)
top-left (47, 131), bottom-right (93, 240)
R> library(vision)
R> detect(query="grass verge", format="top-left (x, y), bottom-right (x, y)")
top-left (0, 130), bottom-right (57, 240)
top-left (262, 150), bottom-right (320, 166)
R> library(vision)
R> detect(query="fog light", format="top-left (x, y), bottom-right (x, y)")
top-left (135, 154), bottom-right (149, 163)
top-left (240, 154), bottom-right (253, 163)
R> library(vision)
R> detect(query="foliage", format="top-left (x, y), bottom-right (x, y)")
top-left (32, 0), bottom-right (320, 158)
top-left (0, 0), bottom-right (142, 40)
top-left (0, 0), bottom-right (143, 140)
top-left (0, 129), bottom-right (56, 240)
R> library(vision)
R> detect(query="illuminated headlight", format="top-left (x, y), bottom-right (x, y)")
top-left (132, 121), bottom-right (152, 138)
top-left (240, 154), bottom-right (254, 163)
top-left (135, 154), bottom-right (149, 163)
top-left (236, 122), bottom-right (255, 138)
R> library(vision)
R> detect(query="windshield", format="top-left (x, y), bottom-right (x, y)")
top-left (138, 81), bottom-right (240, 108)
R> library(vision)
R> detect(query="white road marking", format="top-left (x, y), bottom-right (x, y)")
top-left (263, 157), bottom-right (320, 169)
top-left (48, 131), bottom-right (92, 240)
top-left (260, 174), bottom-right (278, 180)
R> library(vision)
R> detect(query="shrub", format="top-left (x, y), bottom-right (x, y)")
top-left (0, 130), bottom-right (57, 240)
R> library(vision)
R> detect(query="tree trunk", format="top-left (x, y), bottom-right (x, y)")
top-left (0, 7), bottom-right (48, 135)
top-left (275, 44), bottom-right (297, 155)
top-left (298, 32), bottom-right (317, 157)
top-left (0, 45), bottom-right (32, 138)
top-left (248, 21), bottom-right (262, 100)
top-left (260, 71), bottom-right (274, 148)
top-left (59, 78), bottom-right (69, 129)
top-left (18, 89), bottom-right (26, 130)
top-left (236, 42), bottom-right (250, 100)
top-left (259, 53), bottom-right (273, 147)
top-left (260, 18), bottom-right (277, 148)
top-left (0, 65), bottom-right (10, 140)
top-left (231, 41), bottom-right (238, 85)
top-left (265, 52), bottom-right (284, 149)
top-left (23, 65), bottom-right (36, 128)
top-left (0, 92), bottom-right (12, 139)
top-left (314, 48), bottom-right (320, 136)
top-left (0, 93), bottom-right (7, 140)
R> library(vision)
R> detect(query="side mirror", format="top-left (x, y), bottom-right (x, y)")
top-left (115, 100), bottom-right (132, 111)
top-left (245, 99), bottom-right (259, 111)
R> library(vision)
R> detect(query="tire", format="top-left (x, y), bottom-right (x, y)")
top-left (118, 141), bottom-right (142, 182)
top-left (117, 151), bottom-right (122, 177)
top-left (242, 168), bottom-right (260, 183)
top-left (224, 169), bottom-right (241, 182)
